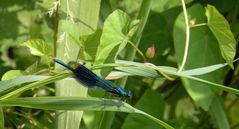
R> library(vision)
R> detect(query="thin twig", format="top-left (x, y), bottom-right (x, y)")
top-left (145, 63), bottom-right (175, 81)
top-left (190, 23), bottom-right (208, 28)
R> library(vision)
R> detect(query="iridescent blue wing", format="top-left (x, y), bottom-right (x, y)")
top-left (73, 64), bottom-right (101, 88)
top-left (71, 64), bottom-right (130, 97)
top-left (96, 78), bottom-right (129, 97)
top-left (96, 78), bottom-right (118, 92)
top-left (71, 63), bottom-right (117, 91)
top-left (53, 59), bottom-right (131, 98)
top-left (54, 59), bottom-right (100, 88)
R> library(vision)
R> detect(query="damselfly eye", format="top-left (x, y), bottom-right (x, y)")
top-left (127, 91), bottom-right (132, 98)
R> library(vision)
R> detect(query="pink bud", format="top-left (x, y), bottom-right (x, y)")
top-left (145, 44), bottom-right (155, 59)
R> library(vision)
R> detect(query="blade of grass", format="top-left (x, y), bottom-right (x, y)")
top-left (0, 73), bottom-right (71, 100)
top-left (0, 75), bottom-right (50, 93)
top-left (115, 60), bottom-right (239, 95)
top-left (0, 97), bottom-right (174, 129)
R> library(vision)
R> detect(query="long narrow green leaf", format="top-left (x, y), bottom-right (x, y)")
top-left (0, 75), bottom-right (49, 93)
top-left (181, 63), bottom-right (228, 76)
top-left (93, 59), bottom-right (234, 79)
top-left (113, 60), bottom-right (239, 95)
top-left (157, 67), bottom-right (239, 95)
top-left (115, 62), bottom-right (229, 77)
top-left (115, 66), bottom-right (158, 77)
top-left (0, 73), bottom-right (71, 100)
top-left (0, 97), bottom-right (174, 129)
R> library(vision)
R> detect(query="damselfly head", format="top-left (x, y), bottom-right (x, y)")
top-left (120, 90), bottom-right (132, 101)
top-left (68, 61), bottom-right (81, 69)
top-left (114, 87), bottom-right (132, 99)
top-left (126, 90), bottom-right (132, 99)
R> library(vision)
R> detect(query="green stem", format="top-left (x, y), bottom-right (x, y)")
top-left (178, 0), bottom-right (190, 72)
top-left (0, 108), bottom-right (4, 129)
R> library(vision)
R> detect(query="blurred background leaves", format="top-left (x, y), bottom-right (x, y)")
top-left (0, 0), bottom-right (239, 129)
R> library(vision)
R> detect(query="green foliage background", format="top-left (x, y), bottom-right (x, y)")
top-left (0, 0), bottom-right (239, 129)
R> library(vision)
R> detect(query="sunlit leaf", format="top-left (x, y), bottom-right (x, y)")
top-left (1, 70), bottom-right (26, 81)
top-left (94, 9), bottom-right (139, 76)
top-left (22, 39), bottom-right (53, 56)
top-left (205, 4), bottom-right (236, 68)
top-left (61, 20), bottom-right (81, 47)
top-left (80, 30), bottom-right (102, 60)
